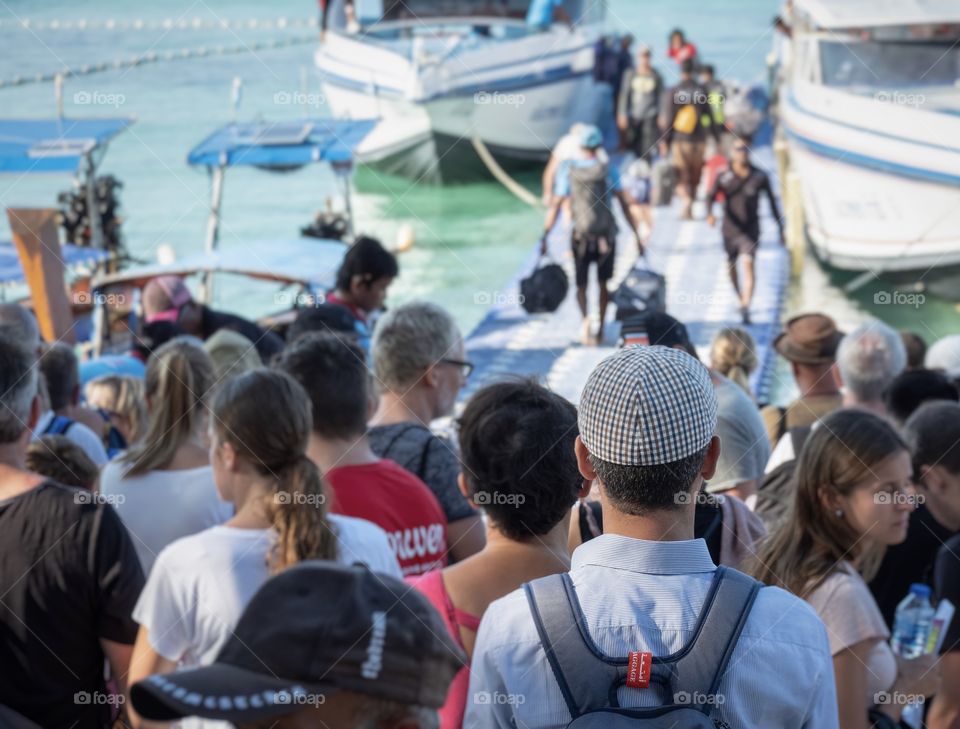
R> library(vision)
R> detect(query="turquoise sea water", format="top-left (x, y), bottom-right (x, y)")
top-left (1, 0), bottom-right (957, 346)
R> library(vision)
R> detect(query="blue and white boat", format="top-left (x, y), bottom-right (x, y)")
top-left (779, 0), bottom-right (960, 280)
top-left (315, 0), bottom-right (608, 183)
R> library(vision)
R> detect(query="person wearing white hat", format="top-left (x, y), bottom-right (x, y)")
top-left (926, 333), bottom-right (960, 385)
top-left (465, 346), bottom-right (838, 729)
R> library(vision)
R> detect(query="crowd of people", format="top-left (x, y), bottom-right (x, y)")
top-left (542, 27), bottom-right (777, 345)
top-left (2, 228), bottom-right (960, 729)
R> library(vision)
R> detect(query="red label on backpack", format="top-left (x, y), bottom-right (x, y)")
top-left (626, 651), bottom-right (652, 688)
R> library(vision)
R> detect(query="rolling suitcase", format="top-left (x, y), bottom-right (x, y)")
top-left (651, 157), bottom-right (677, 206)
top-left (613, 257), bottom-right (666, 321)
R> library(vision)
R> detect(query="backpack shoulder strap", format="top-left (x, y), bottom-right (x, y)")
top-left (524, 573), bottom-right (626, 719)
top-left (788, 425), bottom-right (812, 457)
top-left (775, 406), bottom-right (788, 443)
top-left (670, 566), bottom-right (762, 712)
top-left (377, 423), bottom-right (426, 461)
top-left (42, 415), bottom-right (75, 437)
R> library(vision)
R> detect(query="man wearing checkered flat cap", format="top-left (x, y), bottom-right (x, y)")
top-left (465, 346), bottom-right (838, 729)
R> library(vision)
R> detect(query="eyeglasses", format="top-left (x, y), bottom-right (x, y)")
top-left (732, 146), bottom-right (749, 153)
top-left (440, 358), bottom-right (474, 378)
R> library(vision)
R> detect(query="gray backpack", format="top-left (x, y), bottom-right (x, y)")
top-left (524, 566), bottom-right (761, 728)
top-left (569, 162), bottom-right (618, 238)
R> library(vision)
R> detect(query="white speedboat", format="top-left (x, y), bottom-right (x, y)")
top-left (778, 0), bottom-right (960, 285)
top-left (315, 0), bottom-right (609, 183)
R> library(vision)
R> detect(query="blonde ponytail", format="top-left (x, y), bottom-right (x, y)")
top-left (267, 455), bottom-right (338, 573)
top-left (710, 327), bottom-right (758, 396)
top-left (121, 339), bottom-right (214, 475)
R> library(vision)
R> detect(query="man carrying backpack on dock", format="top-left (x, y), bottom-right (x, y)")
top-left (541, 124), bottom-right (643, 346)
top-left (464, 346), bottom-right (838, 729)
top-left (660, 58), bottom-right (719, 219)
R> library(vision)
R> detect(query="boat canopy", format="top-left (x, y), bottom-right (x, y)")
top-left (93, 238), bottom-right (347, 292)
top-left (0, 241), bottom-right (110, 286)
top-left (796, 0), bottom-right (960, 30)
top-left (187, 118), bottom-right (377, 169)
top-left (0, 117), bottom-right (133, 174)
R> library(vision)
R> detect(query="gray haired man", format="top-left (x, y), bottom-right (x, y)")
top-left (369, 301), bottom-right (485, 561)
top-left (837, 318), bottom-right (907, 416)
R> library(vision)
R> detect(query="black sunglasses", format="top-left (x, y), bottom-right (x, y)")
top-left (440, 358), bottom-right (474, 378)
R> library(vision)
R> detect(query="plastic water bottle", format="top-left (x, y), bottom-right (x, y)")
top-left (891, 583), bottom-right (936, 658)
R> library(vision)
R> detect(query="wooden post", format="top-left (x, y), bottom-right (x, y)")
top-left (7, 208), bottom-right (76, 343)
top-left (785, 171), bottom-right (805, 278)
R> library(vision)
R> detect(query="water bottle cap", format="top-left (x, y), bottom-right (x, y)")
top-left (910, 583), bottom-right (932, 598)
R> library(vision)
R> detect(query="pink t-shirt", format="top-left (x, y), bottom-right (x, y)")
top-left (409, 570), bottom-right (480, 729)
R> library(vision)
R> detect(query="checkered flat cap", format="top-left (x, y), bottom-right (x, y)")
top-left (579, 346), bottom-right (718, 466)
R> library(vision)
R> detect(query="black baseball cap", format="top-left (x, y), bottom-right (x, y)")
top-left (131, 562), bottom-right (466, 723)
top-left (621, 311), bottom-right (699, 359)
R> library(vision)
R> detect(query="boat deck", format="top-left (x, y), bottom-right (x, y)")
top-left (462, 146), bottom-right (789, 406)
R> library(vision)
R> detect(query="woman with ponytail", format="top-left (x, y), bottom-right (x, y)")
top-left (127, 369), bottom-right (399, 728)
top-left (709, 326), bottom-right (758, 397)
top-left (100, 339), bottom-right (232, 575)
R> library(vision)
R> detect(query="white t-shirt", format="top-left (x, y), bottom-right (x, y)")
top-left (99, 463), bottom-right (233, 575)
top-left (134, 514), bottom-right (401, 664)
top-left (33, 410), bottom-right (109, 466)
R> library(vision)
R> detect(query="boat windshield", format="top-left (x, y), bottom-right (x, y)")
top-left (819, 38), bottom-right (960, 89)
top-left (351, 0), bottom-right (600, 25)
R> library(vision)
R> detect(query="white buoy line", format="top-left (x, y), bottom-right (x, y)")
top-left (0, 34), bottom-right (317, 88)
top-left (0, 16), bottom-right (317, 31)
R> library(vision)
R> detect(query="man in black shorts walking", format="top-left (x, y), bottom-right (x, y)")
top-left (706, 141), bottom-right (784, 324)
top-left (541, 125), bottom-right (643, 345)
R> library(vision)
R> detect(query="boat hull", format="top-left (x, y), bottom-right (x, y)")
top-left (781, 82), bottom-right (960, 275)
top-left (316, 28), bottom-right (608, 184)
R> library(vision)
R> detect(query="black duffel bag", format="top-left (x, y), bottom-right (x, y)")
top-left (520, 256), bottom-right (568, 314)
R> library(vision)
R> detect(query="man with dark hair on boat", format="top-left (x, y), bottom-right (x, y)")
top-left (706, 140), bottom-right (784, 323)
top-left (326, 235), bottom-right (398, 354)
top-left (142, 275), bottom-right (283, 363)
top-left (541, 124), bottom-right (643, 346)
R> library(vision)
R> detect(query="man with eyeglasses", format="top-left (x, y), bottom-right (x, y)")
top-left (706, 141), bottom-right (784, 324)
top-left (369, 301), bottom-right (487, 563)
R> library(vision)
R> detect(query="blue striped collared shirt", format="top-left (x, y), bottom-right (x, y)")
top-left (465, 534), bottom-right (838, 729)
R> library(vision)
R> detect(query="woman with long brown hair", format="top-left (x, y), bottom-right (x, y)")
top-left (749, 409), bottom-right (939, 729)
top-left (100, 340), bottom-right (230, 574)
top-left (127, 369), bottom-right (399, 728)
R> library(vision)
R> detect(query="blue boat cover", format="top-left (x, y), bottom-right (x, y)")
top-left (0, 242), bottom-right (110, 285)
top-left (187, 118), bottom-right (378, 168)
top-left (0, 118), bottom-right (133, 174)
